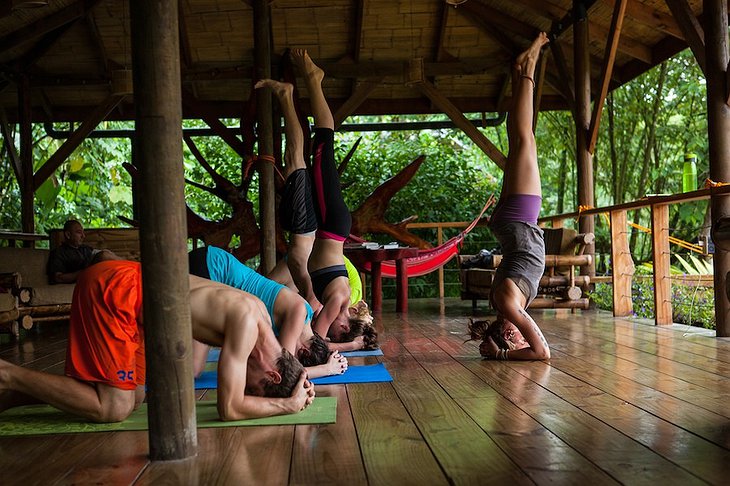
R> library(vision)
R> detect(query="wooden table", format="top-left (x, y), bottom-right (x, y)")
top-left (344, 246), bottom-right (419, 313)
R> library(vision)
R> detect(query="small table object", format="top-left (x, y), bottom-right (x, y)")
top-left (344, 245), bottom-right (419, 313)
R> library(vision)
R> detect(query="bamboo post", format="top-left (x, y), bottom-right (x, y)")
top-left (609, 209), bottom-right (634, 317)
top-left (437, 226), bottom-right (444, 299)
top-left (650, 204), bottom-right (672, 325)
top-left (704, 0), bottom-right (730, 336)
top-left (131, 0), bottom-right (196, 460)
top-left (253, 0), bottom-right (276, 274)
top-left (573, 0), bottom-right (596, 278)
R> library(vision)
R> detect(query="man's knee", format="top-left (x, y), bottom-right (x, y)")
top-left (95, 385), bottom-right (137, 423)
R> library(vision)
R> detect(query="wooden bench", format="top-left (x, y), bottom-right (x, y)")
top-left (458, 228), bottom-right (594, 311)
top-left (0, 228), bottom-right (140, 336)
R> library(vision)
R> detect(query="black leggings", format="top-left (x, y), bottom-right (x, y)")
top-left (310, 128), bottom-right (352, 241)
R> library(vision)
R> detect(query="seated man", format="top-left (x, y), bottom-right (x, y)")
top-left (0, 260), bottom-right (314, 423)
top-left (188, 246), bottom-right (346, 379)
top-left (47, 219), bottom-right (118, 284)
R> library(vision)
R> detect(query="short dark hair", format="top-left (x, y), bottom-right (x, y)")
top-left (63, 219), bottom-right (81, 232)
top-left (263, 348), bottom-right (304, 398)
top-left (298, 332), bottom-right (329, 367)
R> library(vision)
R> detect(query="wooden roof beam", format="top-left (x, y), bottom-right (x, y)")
top-left (411, 78), bottom-right (507, 170)
top-left (604, 0), bottom-right (682, 39)
top-left (588, 0), bottom-right (628, 154)
top-left (664, 0), bottom-right (706, 75)
top-left (15, 19), bottom-right (79, 71)
top-left (177, 0), bottom-right (193, 69)
top-left (0, 0), bottom-right (97, 56)
top-left (334, 76), bottom-right (384, 129)
top-left (0, 107), bottom-right (22, 184)
top-left (32, 93), bottom-right (125, 190)
top-left (548, 35), bottom-right (576, 115)
top-left (84, 7), bottom-right (111, 75)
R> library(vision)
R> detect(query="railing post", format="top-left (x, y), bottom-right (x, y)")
top-left (610, 209), bottom-right (634, 316)
top-left (437, 226), bottom-right (444, 299)
top-left (651, 203), bottom-right (672, 325)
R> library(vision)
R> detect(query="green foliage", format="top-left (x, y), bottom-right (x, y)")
top-left (589, 281), bottom-right (716, 329)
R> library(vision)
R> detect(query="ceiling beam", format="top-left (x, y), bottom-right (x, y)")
top-left (588, 0), bottom-right (628, 154)
top-left (0, 1), bottom-right (96, 56)
top-left (334, 76), bottom-right (384, 129)
top-left (32, 93), bottom-right (126, 190)
top-left (0, 107), bottom-right (22, 184)
top-left (664, 0), bottom-right (705, 75)
top-left (412, 78), bottom-right (507, 169)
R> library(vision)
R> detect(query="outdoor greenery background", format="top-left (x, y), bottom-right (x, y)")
top-left (0, 49), bottom-right (716, 327)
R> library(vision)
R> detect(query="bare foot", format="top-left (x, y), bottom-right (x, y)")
top-left (290, 49), bottom-right (324, 84)
top-left (515, 32), bottom-right (549, 80)
top-left (254, 79), bottom-right (293, 102)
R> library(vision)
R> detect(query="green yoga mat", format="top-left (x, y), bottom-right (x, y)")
top-left (0, 397), bottom-right (337, 437)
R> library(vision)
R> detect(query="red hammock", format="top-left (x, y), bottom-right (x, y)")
top-left (348, 195), bottom-right (496, 278)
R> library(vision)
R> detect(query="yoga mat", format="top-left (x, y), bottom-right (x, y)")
top-left (208, 348), bottom-right (383, 362)
top-left (196, 363), bottom-right (392, 389)
top-left (207, 347), bottom-right (221, 362)
top-left (0, 397), bottom-right (337, 437)
top-left (340, 349), bottom-right (383, 357)
top-left (310, 363), bottom-right (392, 385)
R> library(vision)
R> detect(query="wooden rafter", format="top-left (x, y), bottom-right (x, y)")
top-left (664, 0), bottom-right (705, 74)
top-left (0, 1), bottom-right (93, 56)
top-left (412, 79), bottom-right (506, 170)
top-left (588, 0), bottom-right (628, 154)
top-left (33, 93), bottom-right (126, 190)
top-left (15, 19), bottom-right (79, 71)
top-left (0, 108), bottom-right (22, 184)
top-left (85, 8), bottom-right (111, 74)
top-left (549, 36), bottom-right (576, 115)
top-left (334, 76), bottom-right (384, 129)
top-left (605, 0), bottom-right (682, 39)
top-left (177, 0), bottom-right (193, 69)
top-left (182, 90), bottom-right (248, 159)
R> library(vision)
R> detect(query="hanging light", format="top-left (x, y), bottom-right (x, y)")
top-left (445, 0), bottom-right (467, 6)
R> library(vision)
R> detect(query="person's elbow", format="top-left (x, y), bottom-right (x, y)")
top-left (535, 346), bottom-right (551, 360)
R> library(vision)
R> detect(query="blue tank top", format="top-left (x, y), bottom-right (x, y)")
top-left (206, 246), bottom-right (313, 335)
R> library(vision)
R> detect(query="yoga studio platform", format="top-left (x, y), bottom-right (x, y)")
top-left (1, 299), bottom-right (728, 485)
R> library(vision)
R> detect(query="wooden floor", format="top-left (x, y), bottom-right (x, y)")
top-left (1, 298), bottom-right (729, 485)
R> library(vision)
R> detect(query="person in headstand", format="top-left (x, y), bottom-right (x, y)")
top-left (468, 32), bottom-right (551, 361)
top-left (188, 245), bottom-right (347, 379)
top-left (0, 260), bottom-right (314, 422)
top-left (257, 49), bottom-right (352, 347)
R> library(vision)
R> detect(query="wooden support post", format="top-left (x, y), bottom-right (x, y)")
top-left (573, 1), bottom-right (596, 279)
top-left (610, 210), bottom-right (634, 317)
top-left (437, 226), bottom-right (444, 299)
top-left (131, 0), bottom-right (196, 460)
top-left (18, 75), bottom-right (34, 241)
top-left (650, 204), bottom-right (672, 325)
top-left (253, 0), bottom-right (276, 274)
top-left (704, 0), bottom-right (730, 336)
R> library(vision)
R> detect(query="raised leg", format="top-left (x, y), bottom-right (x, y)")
top-left (290, 49), bottom-right (334, 130)
top-left (501, 32), bottom-right (549, 199)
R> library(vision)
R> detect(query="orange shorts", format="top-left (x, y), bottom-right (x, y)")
top-left (65, 260), bottom-right (144, 390)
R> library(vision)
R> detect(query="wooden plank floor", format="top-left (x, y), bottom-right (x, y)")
top-left (1, 299), bottom-right (729, 485)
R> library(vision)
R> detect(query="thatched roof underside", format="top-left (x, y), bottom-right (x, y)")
top-left (0, 0), bottom-right (708, 122)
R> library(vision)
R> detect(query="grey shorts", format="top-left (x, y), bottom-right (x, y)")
top-left (490, 221), bottom-right (545, 306)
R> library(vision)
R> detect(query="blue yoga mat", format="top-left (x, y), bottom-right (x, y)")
top-left (208, 347), bottom-right (382, 362)
top-left (340, 349), bottom-right (383, 357)
top-left (310, 363), bottom-right (392, 385)
top-left (194, 363), bottom-right (392, 389)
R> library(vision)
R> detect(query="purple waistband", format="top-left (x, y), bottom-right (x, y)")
top-left (490, 194), bottom-right (542, 225)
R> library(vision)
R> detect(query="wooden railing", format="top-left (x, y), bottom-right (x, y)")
top-left (538, 184), bottom-right (730, 325)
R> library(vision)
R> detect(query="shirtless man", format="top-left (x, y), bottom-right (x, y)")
top-left (0, 260), bottom-right (314, 423)
top-left (188, 246), bottom-right (347, 379)
top-left (256, 49), bottom-right (352, 347)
